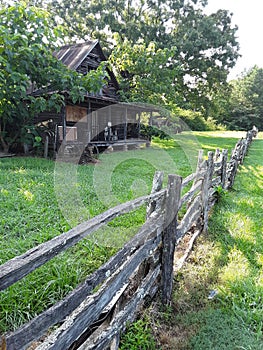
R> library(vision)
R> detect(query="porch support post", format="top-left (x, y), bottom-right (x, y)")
top-left (87, 100), bottom-right (91, 143)
top-left (124, 107), bottom-right (127, 141)
top-left (62, 106), bottom-right (66, 140)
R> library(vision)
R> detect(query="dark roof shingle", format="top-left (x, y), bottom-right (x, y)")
top-left (54, 40), bottom-right (103, 70)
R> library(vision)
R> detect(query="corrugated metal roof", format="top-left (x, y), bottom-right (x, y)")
top-left (54, 40), bottom-right (100, 70)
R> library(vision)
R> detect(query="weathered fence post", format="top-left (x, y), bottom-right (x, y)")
top-left (44, 135), bottom-right (49, 159)
top-left (252, 125), bottom-right (258, 138)
top-left (214, 148), bottom-right (220, 161)
top-left (242, 138), bottom-right (249, 162)
top-left (228, 141), bottom-right (241, 188)
top-left (201, 151), bottom-right (214, 233)
top-left (161, 174), bottom-right (182, 305)
top-left (146, 171), bottom-right (164, 219)
top-left (189, 149), bottom-right (204, 195)
top-left (227, 128), bottom-right (257, 188)
top-left (109, 334), bottom-right (120, 350)
top-left (246, 130), bottom-right (253, 147)
top-left (193, 149), bottom-right (204, 183)
top-left (221, 149), bottom-right (228, 189)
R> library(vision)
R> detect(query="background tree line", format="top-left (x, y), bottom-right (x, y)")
top-left (0, 0), bottom-right (261, 151)
top-left (219, 66), bottom-right (263, 130)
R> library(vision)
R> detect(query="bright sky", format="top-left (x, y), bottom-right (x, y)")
top-left (205, 0), bottom-right (263, 79)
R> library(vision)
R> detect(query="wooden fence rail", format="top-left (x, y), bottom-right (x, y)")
top-left (0, 127), bottom-right (258, 350)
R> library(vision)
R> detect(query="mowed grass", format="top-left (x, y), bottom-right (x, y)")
top-left (0, 131), bottom-right (246, 335)
top-left (147, 133), bottom-right (263, 349)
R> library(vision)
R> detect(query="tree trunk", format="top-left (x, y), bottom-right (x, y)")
top-left (0, 124), bottom-right (10, 153)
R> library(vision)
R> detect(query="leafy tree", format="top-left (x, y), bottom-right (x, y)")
top-left (38, 0), bottom-right (239, 113)
top-left (109, 38), bottom-right (180, 105)
top-left (172, 7), bottom-right (240, 112)
top-left (4, 0), bottom-right (239, 129)
top-left (223, 66), bottom-right (263, 130)
top-left (0, 2), bottom-right (106, 152)
top-left (40, 0), bottom-right (177, 50)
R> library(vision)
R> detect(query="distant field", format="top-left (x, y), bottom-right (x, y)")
top-left (0, 131), bottom-right (246, 333)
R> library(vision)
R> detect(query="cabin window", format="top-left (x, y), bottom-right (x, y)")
top-left (58, 126), bottom-right (78, 141)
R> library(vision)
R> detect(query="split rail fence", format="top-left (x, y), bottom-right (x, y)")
top-left (0, 128), bottom-right (258, 350)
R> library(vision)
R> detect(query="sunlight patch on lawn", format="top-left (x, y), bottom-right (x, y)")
top-left (13, 167), bottom-right (27, 174)
top-left (19, 189), bottom-right (34, 201)
top-left (256, 271), bottom-right (263, 287)
top-left (1, 188), bottom-right (9, 196)
top-left (226, 213), bottom-right (255, 241)
top-left (256, 253), bottom-right (263, 269)
top-left (219, 248), bottom-right (251, 284)
top-left (193, 130), bottom-right (247, 139)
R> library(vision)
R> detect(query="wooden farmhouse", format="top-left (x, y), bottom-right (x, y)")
top-left (32, 40), bottom-right (152, 159)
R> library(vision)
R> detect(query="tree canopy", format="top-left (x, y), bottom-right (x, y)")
top-left (109, 39), bottom-right (180, 105)
top-left (0, 2), bottom-right (106, 152)
top-left (2, 0), bottom-right (260, 145)
top-left (220, 66), bottom-right (263, 130)
top-left (34, 0), bottom-right (240, 112)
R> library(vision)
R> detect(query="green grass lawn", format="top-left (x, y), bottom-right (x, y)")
top-left (0, 131), bottom-right (251, 337)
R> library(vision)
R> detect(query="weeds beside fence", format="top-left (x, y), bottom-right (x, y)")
top-left (0, 128), bottom-right (257, 350)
